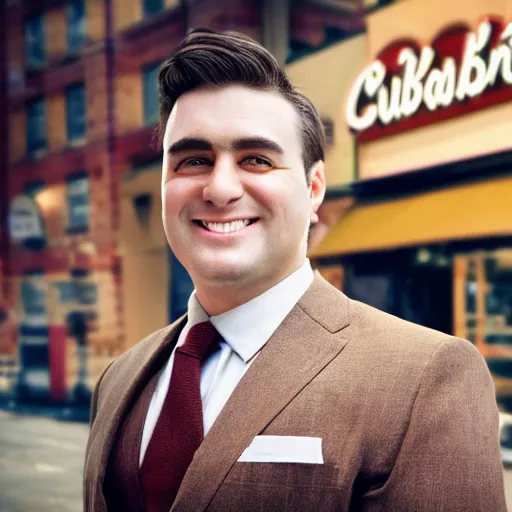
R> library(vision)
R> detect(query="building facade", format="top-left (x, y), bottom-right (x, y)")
top-left (2, 0), bottom-right (386, 403)
top-left (310, 0), bottom-right (512, 409)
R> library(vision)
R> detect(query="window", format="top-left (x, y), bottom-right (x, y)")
top-left (54, 277), bottom-right (97, 306)
top-left (66, 83), bottom-right (86, 142)
top-left (67, 0), bottom-right (87, 53)
top-left (67, 174), bottom-right (89, 232)
top-left (143, 0), bottom-right (165, 18)
top-left (20, 272), bottom-right (48, 318)
top-left (287, 2), bottom-right (366, 64)
top-left (26, 98), bottom-right (46, 154)
top-left (25, 14), bottom-right (45, 66)
top-left (16, 182), bottom-right (46, 250)
top-left (142, 62), bottom-right (161, 126)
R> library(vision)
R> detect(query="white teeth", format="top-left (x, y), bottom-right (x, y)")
top-left (201, 220), bottom-right (251, 233)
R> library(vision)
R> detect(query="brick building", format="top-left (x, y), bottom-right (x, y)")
top-left (1, 0), bottom-right (385, 403)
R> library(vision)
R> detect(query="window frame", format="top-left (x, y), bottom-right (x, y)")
top-left (66, 82), bottom-right (87, 143)
top-left (24, 13), bottom-right (45, 67)
top-left (142, 61), bottom-right (161, 127)
top-left (67, 0), bottom-right (87, 54)
top-left (66, 172), bottom-right (90, 233)
top-left (26, 97), bottom-right (47, 155)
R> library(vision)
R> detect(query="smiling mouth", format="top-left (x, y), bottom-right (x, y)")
top-left (193, 218), bottom-right (259, 233)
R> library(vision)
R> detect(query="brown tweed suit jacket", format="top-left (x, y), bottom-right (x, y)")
top-left (84, 272), bottom-right (506, 511)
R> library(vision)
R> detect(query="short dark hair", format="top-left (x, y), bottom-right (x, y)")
top-left (157, 29), bottom-right (325, 176)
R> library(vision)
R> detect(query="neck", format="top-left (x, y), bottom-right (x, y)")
top-left (195, 260), bottom-right (306, 316)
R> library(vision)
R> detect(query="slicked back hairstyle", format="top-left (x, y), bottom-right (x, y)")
top-left (157, 29), bottom-right (325, 177)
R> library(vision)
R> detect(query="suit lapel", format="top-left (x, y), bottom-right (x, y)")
top-left (172, 274), bottom-right (351, 512)
top-left (85, 316), bottom-right (187, 509)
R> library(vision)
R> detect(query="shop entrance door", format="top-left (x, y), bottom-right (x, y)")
top-left (404, 262), bottom-right (453, 335)
top-left (344, 249), bottom-right (453, 334)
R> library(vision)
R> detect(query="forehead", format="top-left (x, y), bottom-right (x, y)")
top-left (164, 85), bottom-right (302, 152)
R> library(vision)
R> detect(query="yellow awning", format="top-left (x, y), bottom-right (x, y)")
top-left (309, 175), bottom-right (512, 259)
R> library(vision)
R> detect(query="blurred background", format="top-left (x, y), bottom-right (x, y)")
top-left (1, 0), bottom-right (512, 508)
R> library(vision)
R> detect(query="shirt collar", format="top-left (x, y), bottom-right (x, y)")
top-left (186, 260), bottom-right (314, 363)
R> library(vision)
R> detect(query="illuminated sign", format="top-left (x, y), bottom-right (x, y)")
top-left (347, 19), bottom-right (512, 141)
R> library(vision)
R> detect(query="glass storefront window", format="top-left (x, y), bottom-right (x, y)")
top-left (456, 248), bottom-right (512, 411)
top-left (343, 246), bottom-right (512, 413)
top-left (484, 250), bottom-right (512, 347)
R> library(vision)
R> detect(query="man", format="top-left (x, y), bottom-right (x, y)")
top-left (84, 29), bottom-right (506, 511)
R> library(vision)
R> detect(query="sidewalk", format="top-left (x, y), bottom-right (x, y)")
top-left (0, 393), bottom-right (90, 423)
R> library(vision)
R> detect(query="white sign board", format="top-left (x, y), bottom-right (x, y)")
top-left (8, 195), bottom-right (45, 243)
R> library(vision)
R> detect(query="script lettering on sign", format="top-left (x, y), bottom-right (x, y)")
top-left (346, 18), bottom-right (512, 141)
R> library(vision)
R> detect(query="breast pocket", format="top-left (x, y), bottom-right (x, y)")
top-left (209, 461), bottom-right (347, 512)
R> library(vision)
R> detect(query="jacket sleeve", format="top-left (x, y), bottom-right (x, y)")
top-left (89, 359), bottom-right (115, 426)
top-left (362, 337), bottom-right (507, 512)
top-left (83, 359), bottom-right (115, 511)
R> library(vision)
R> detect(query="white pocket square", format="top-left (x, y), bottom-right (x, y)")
top-left (238, 435), bottom-right (324, 464)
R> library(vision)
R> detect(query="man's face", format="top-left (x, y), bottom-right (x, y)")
top-left (161, 84), bottom-right (325, 295)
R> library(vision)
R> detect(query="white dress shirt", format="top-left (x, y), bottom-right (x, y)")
top-left (139, 259), bottom-right (314, 466)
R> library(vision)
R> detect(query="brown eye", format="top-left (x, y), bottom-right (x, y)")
top-left (175, 157), bottom-right (211, 171)
top-left (241, 156), bottom-right (273, 169)
top-left (185, 158), bottom-right (208, 167)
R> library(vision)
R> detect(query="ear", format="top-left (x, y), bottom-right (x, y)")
top-left (308, 161), bottom-right (326, 224)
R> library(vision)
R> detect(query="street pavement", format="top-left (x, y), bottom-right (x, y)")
top-left (0, 410), bottom-right (88, 512)
top-left (2, 411), bottom-right (512, 511)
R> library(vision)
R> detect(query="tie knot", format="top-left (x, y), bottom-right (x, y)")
top-left (178, 321), bottom-right (221, 361)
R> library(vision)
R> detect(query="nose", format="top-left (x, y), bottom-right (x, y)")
top-left (202, 156), bottom-right (244, 207)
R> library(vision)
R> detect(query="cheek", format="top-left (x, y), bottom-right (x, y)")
top-left (249, 175), bottom-right (311, 222)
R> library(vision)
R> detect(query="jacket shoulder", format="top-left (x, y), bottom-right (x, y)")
top-left (348, 297), bottom-right (479, 361)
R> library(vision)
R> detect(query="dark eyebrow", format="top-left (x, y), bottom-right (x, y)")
top-left (167, 138), bottom-right (213, 155)
top-left (166, 136), bottom-right (284, 156)
top-left (231, 137), bottom-right (284, 154)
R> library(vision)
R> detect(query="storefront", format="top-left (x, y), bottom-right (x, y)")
top-left (309, 0), bottom-right (512, 407)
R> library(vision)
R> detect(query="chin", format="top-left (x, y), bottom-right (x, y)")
top-left (192, 254), bottom-right (262, 286)
top-left (200, 265), bottom-right (253, 285)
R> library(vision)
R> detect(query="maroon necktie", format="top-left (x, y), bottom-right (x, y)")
top-left (140, 321), bottom-right (221, 512)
